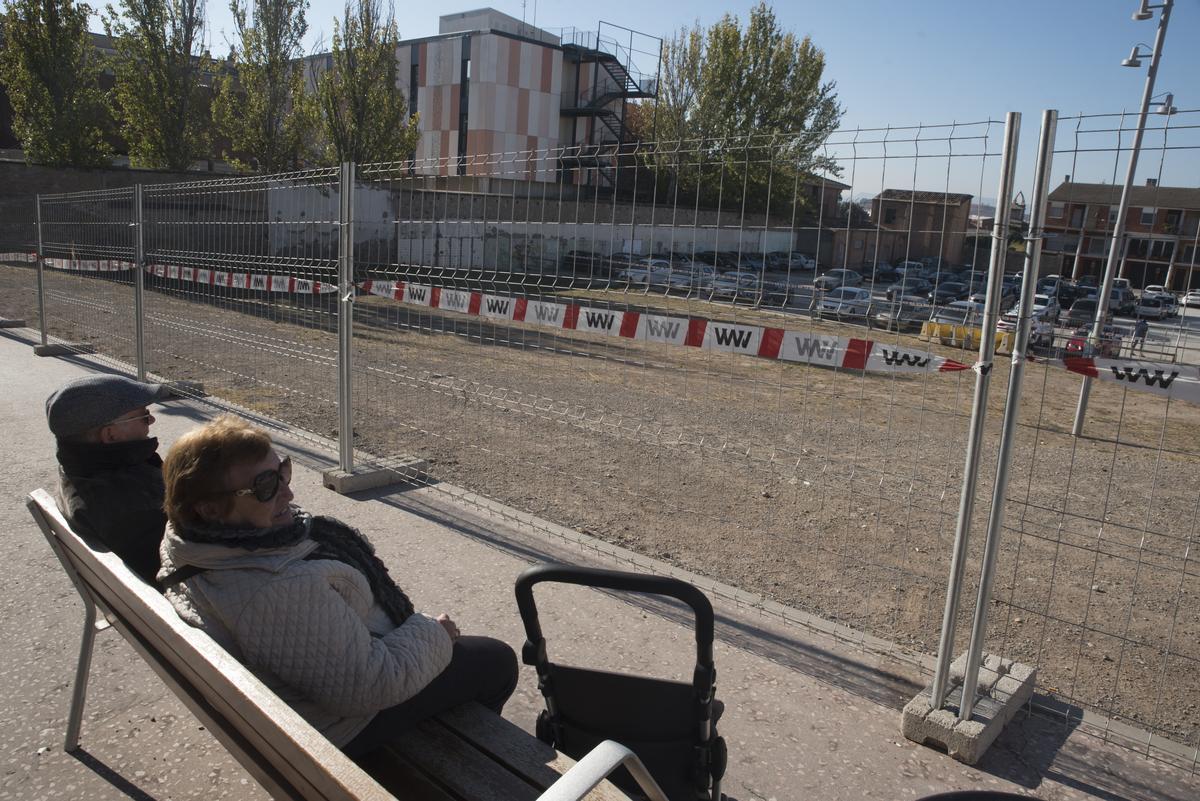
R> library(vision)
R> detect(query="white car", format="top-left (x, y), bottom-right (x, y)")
top-left (667, 265), bottom-right (716, 290)
top-left (931, 300), bottom-right (985, 326)
top-left (1184, 290), bottom-right (1200, 308)
top-left (813, 269), bottom-right (863, 291)
top-left (1142, 285), bottom-right (1178, 317)
top-left (998, 293), bottom-right (1059, 346)
top-left (818, 287), bottom-right (873, 318)
top-left (711, 271), bottom-right (762, 300)
top-left (618, 259), bottom-right (673, 287)
top-left (1135, 296), bottom-right (1167, 320)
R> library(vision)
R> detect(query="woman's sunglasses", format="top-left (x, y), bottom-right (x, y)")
top-left (227, 456), bottom-right (292, 503)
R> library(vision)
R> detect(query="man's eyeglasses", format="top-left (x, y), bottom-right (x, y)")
top-left (108, 412), bottom-right (153, 426)
top-left (227, 456), bottom-right (292, 503)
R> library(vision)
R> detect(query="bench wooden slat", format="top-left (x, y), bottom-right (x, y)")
top-left (435, 707), bottom-right (630, 801)
top-left (384, 717), bottom-right (546, 801)
top-left (355, 751), bottom-right (460, 801)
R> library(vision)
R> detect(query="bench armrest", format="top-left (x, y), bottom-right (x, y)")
top-left (536, 741), bottom-right (668, 801)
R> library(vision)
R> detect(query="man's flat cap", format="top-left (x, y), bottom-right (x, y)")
top-left (46, 375), bottom-right (173, 439)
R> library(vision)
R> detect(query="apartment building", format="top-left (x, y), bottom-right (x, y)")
top-left (306, 8), bottom-right (657, 185)
top-left (1042, 179), bottom-right (1200, 290)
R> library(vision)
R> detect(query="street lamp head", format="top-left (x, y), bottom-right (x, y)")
top-left (1132, 0), bottom-right (1154, 20)
top-left (1121, 45), bottom-right (1152, 67)
top-left (1153, 92), bottom-right (1177, 115)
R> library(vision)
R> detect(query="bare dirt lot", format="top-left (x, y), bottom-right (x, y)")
top-left (5, 262), bottom-right (1198, 752)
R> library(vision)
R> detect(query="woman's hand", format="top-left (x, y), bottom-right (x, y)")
top-left (436, 613), bottom-right (460, 642)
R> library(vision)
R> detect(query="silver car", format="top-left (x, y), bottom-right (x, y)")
top-left (818, 287), bottom-right (873, 318)
top-left (813, 269), bottom-right (863, 291)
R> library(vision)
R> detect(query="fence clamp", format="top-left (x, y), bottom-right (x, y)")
top-left (972, 360), bottom-right (994, 376)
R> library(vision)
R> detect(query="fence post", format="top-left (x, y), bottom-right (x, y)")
top-left (338, 161), bottom-right (356, 473)
top-left (957, 110), bottom-right (1058, 721)
top-left (927, 111), bottom-right (1021, 710)
top-left (36, 194), bottom-right (47, 347)
top-left (322, 162), bottom-right (429, 494)
top-left (133, 184), bottom-right (146, 381)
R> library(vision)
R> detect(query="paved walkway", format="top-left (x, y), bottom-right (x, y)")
top-left (1, 327), bottom-right (1197, 801)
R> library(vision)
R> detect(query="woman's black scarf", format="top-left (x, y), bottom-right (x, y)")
top-left (177, 509), bottom-right (414, 625)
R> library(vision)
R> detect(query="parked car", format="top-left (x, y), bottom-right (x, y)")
top-left (813, 269), bottom-right (863, 291)
top-left (930, 300), bottom-right (985, 327)
top-left (1135, 296), bottom-right (1167, 320)
top-left (618, 259), bottom-right (673, 287)
top-left (967, 284), bottom-right (1016, 310)
top-left (998, 293), bottom-right (1059, 346)
top-left (711, 271), bottom-right (763, 300)
top-left (894, 260), bottom-right (925, 276)
top-left (1066, 324), bottom-right (1123, 358)
top-left (1061, 298), bottom-right (1102, 328)
top-left (873, 301), bottom-right (933, 332)
top-left (865, 262), bottom-right (900, 284)
top-left (886, 277), bottom-right (932, 301)
top-left (560, 249), bottom-right (603, 277)
top-left (1142, 285), bottom-right (1178, 317)
top-left (927, 282), bottom-right (969, 305)
top-left (666, 264), bottom-right (717, 291)
top-left (787, 252), bottom-right (818, 270)
top-left (738, 253), bottom-right (768, 272)
top-left (1110, 286), bottom-right (1137, 316)
top-left (818, 287), bottom-right (873, 318)
top-left (1184, 289), bottom-right (1200, 308)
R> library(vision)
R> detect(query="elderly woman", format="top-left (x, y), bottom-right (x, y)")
top-left (158, 415), bottom-right (517, 757)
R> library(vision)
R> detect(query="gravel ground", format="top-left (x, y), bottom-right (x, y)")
top-left (5, 261), bottom-right (1198, 751)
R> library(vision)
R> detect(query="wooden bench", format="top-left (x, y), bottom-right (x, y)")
top-left (27, 489), bottom-right (663, 801)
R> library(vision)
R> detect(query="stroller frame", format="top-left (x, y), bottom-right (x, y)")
top-left (515, 563), bottom-right (726, 801)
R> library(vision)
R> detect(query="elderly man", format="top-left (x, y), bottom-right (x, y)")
top-left (46, 374), bottom-right (174, 584)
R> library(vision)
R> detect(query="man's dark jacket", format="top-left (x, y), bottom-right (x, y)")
top-left (54, 437), bottom-right (166, 584)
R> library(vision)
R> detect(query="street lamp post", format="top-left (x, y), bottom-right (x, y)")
top-left (1072, 0), bottom-right (1174, 437)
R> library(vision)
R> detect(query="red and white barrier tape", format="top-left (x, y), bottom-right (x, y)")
top-left (45, 256), bottom-right (136, 271)
top-left (0, 252), bottom-right (36, 263)
top-left (147, 263), bottom-right (335, 294)
top-left (358, 279), bottom-right (970, 375)
top-left (1054, 356), bottom-right (1200, 404)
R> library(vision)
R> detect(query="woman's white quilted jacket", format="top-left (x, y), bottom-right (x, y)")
top-left (159, 526), bottom-right (453, 745)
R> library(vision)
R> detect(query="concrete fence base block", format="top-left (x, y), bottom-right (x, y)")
top-left (901, 652), bottom-right (1036, 765)
top-left (34, 343), bottom-right (96, 357)
top-left (322, 458), bottom-right (428, 494)
top-left (0, 318), bottom-right (26, 328)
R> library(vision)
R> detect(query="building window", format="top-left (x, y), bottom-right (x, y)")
top-left (1151, 240), bottom-right (1175, 261)
top-left (1165, 209), bottom-right (1181, 231)
top-left (883, 208), bottom-right (896, 225)
top-left (1048, 202), bottom-right (1065, 218)
top-left (1070, 207), bottom-right (1084, 227)
top-left (1108, 206), bottom-right (1118, 224)
top-left (1141, 207), bottom-right (1156, 225)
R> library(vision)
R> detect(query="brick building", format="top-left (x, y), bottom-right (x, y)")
top-left (830, 189), bottom-right (973, 269)
top-left (1041, 179), bottom-right (1200, 290)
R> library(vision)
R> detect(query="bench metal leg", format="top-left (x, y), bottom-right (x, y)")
top-left (64, 596), bottom-right (99, 752)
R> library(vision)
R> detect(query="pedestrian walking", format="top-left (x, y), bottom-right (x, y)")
top-left (1131, 318), bottom-right (1148, 355)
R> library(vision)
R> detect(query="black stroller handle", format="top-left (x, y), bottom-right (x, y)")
top-left (515, 563), bottom-right (715, 670)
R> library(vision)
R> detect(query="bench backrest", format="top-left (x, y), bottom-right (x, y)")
top-left (27, 489), bottom-right (398, 801)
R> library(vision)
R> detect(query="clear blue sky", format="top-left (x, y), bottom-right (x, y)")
top-left (101, 0), bottom-right (1200, 200)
